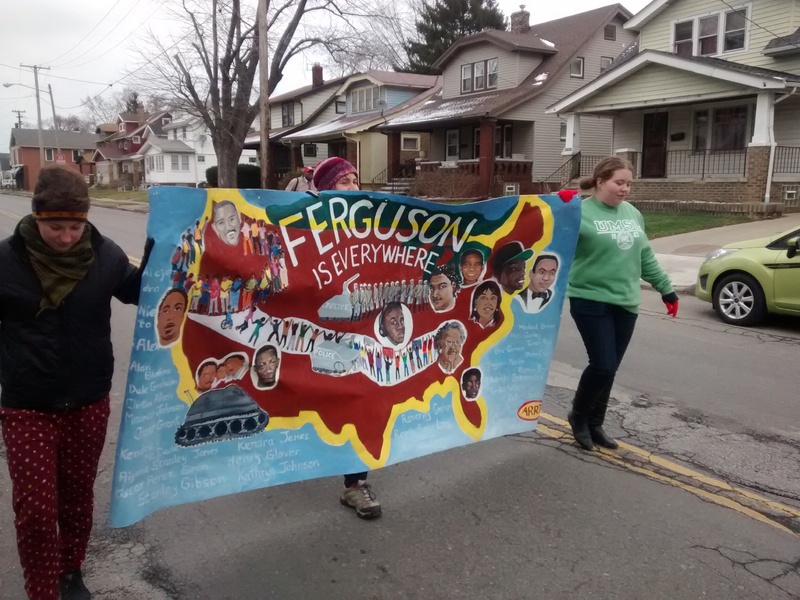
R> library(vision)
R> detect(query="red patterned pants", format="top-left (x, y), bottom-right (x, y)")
top-left (0, 397), bottom-right (110, 600)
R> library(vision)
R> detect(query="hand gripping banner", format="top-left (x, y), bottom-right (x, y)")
top-left (110, 188), bottom-right (580, 526)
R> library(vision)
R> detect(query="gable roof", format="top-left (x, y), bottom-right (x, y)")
top-left (624, 0), bottom-right (675, 31)
top-left (117, 112), bottom-right (141, 123)
top-left (10, 129), bottom-right (101, 150)
top-left (763, 27), bottom-right (800, 57)
top-left (382, 4), bottom-right (631, 128)
top-left (335, 70), bottom-right (439, 95)
top-left (432, 30), bottom-right (557, 69)
top-left (140, 138), bottom-right (195, 154)
top-left (270, 74), bottom-right (350, 104)
top-left (546, 49), bottom-right (800, 114)
top-left (92, 144), bottom-right (129, 161)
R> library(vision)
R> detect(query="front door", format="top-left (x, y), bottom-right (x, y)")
top-left (641, 112), bottom-right (668, 178)
top-left (446, 129), bottom-right (460, 162)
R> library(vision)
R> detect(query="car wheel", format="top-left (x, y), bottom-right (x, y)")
top-left (713, 273), bottom-right (767, 326)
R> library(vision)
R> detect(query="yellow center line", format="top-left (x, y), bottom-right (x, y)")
top-left (0, 209), bottom-right (23, 220)
top-left (537, 412), bottom-right (800, 536)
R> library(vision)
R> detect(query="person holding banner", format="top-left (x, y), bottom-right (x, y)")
top-left (567, 156), bottom-right (678, 452)
top-left (0, 165), bottom-right (151, 600)
top-left (313, 156), bottom-right (382, 519)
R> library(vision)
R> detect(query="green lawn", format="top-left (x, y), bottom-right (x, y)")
top-left (89, 188), bottom-right (149, 202)
top-left (643, 213), bottom-right (751, 239)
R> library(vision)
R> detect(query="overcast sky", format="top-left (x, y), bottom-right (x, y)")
top-left (0, 0), bottom-right (651, 155)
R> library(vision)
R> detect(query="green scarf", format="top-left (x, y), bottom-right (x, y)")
top-left (18, 214), bottom-right (95, 315)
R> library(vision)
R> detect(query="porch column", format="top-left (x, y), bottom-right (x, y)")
top-left (387, 131), bottom-right (401, 179)
top-left (562, 113), bottom-right (581, 156)
top-left (290, 142), bottom-right (303, 170)
top-left (750, 91), bottom-right (775, 146)
top-left (479, 119), bottom-right (496, 197)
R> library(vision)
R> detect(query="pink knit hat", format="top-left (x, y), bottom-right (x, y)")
top-left (313, 157), bottom-right (358, 191)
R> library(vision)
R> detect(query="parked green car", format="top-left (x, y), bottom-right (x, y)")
top-left (696, 226), bottom-right (800, 326)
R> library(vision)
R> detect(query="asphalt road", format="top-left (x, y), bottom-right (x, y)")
top-left (0, 193), bottom-right (798, 599)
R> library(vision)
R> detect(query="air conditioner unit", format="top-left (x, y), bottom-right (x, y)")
top-left (503, 182), bottom-right (520, 196)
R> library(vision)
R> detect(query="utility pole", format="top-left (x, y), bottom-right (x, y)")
top-left (48, 84), bottom-right (61, 158)
top-left (257, 0), bottom-right (270, 189)
top-left (21, 64), bottom-right (50, 166)
top-left (11, 109), bottom-right (25, 128)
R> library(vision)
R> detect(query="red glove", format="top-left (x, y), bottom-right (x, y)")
top-left (662, 292), bottom-right (679, 318)
top-left (557, 189), bottom-right (579, 202)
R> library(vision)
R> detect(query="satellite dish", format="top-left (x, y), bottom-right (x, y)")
top-left (198, 134), bottom-right (207, 145)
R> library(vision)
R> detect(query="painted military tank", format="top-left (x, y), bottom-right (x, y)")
top-left (318, 274), bottom-right (359, 321)
top-left (175, 384), bottom-right (268, 447)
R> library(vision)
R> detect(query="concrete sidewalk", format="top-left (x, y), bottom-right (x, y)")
top-left (648, 212), bottom-right (800, 295)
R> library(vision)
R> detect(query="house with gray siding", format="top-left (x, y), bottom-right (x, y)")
top-left (380, 4), bottom-right (635, 197)
top-left (547, 0), bottom-right (800, 207)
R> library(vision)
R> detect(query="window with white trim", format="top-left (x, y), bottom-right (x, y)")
top-left (197, 155), bottom-right (205, 163)
top-left (692, 105), bottom-right (749, 152)
top-left (487, 58), bottom-right (498, 88)
top-left (181, 127), bottom-right (187, 139)
top-left (570, 57), bottom-right (584, 78)
top-left (461, 59), bottom-right (498, 94)
top-left (181, 155), bottom-right (189, 171)
top-left (604, 24), bottom-right (616, 40)
top-left (673, 6), bottom-right (748, 57)
top-left (132, 135), bottom-right (141, 144)
top-left (600, 56), bottom-right (614, 72)
top-left (122, 163), bottom-right (130, 173)
top-left (461, 64), bottom-right (473, 93)
top-left (172, 129), bottom-right (178, 140)
top-left (474, 62), bottom-right (485, 91)
top-left (351, 85), bottom-right (381, 113)
top-left (401, 134), bottom-right (420, 151)
top-left (45, 148), bottom-right (54, 161)
top-left (281, 102), bottom-right (295, 127)
top-left (171, 155), bottom-right (179, 170)
top-left (155, 155), bottom-right (164, 171)
top-left (303, 143), bottom-right (317, 157)
top-left (72, 149), bottom-right (81, 162)
top-left (335, 100), bottom-right (346, 114)
top-left (559, 122), bottom-right (567, 141)
top-left (119, 123), bottom-right (125, 132)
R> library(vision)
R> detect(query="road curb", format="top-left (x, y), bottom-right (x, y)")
top-left (642, 282), bottom-right (697, 297)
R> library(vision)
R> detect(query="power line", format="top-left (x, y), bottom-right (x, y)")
top-left (0, 63), bottom-right (110, 86)
top-left (44, 0), bottom-right (127, 66)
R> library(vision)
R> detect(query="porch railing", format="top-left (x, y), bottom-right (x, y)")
top-left (371, 159), bottom-right (417, 185)
top-left (774, 146), bottom-right (800, 174)
top-left (534, 152), bottom-right (582, 193)
top-left (579, 155), bottom-right (607, 177)
top-left (631, 149), bottom-right (748, 179)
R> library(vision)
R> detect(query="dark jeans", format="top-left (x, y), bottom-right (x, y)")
top-left (344, 472), bottom-right (368, 487)
top-left (569, 298), bottom-right (638, 425)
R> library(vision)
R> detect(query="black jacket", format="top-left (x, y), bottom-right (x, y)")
top-left (0, 222), bottom-right (142, 410)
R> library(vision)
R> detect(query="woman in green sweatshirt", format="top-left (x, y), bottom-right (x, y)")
top-left (567, 156), bottom-right (679, 451)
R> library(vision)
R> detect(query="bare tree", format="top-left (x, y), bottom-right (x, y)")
top-left (81, 86), bottom-right (168, 124)
top-left (130, 0), bottom-right (390, 187)
top-left (43, 114), bottom-right (94, 133)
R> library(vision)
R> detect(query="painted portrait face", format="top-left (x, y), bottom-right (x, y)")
top-left (436, 327), bottom-right (464, 373)
top-left (498, 259), bottom-right (527, 294)
top-left (460, 252), bottom-right (484, 286)
top-left (254, 347), bottom-right (280, 388)
top-left (381, 305), bottom-right (405, 346)
top-left (429, 273), bottom-right (456, 312)
top-left (474, 288), bottom-right (499, 324)
top-left (224, 355), bottom-right (245, 377)
top-left (528, 258), bottom-right (558, 293)
top-left (211, 202), bottom-right (242, 245)
top-left (196, 362), bottom-right (217, 392)
top-left (36, 220), bottom-right (86, 253)
top-left (463, 372), bottom-right (481, 400)
top-left (156, 290), bottom-right (187, 346)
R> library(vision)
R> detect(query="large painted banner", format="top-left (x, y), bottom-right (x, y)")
top-left (110, 188), bottom-right (580, 527)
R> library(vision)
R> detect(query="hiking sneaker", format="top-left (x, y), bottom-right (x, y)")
top-left (340, 483), bottom-right (382, 519)
top-left (59, 570), bottom-right (91, 600)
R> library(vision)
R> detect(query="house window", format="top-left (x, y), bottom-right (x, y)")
top-left (281, 102), bottom-right (294, 127)
top-left (181, 155), bottom-right (189, 170)
top-left (604, 24), bottom-right (616, 41)
top-left (72, 149), bottom-right (81, 162)
top-left (401, 135), bottom-right (420, 151)
top-left (132, 135), bottom-right (141, 144)
top-left (248, 157), bottom-right (258, 163)
top-left (473, 128), bottom-right (480, 159)
top-left (197, 155), bottom-right (205, 163)
top-left (693, 105), bottom-right (749, 151)
top-left (181, 127), bottom-right (187, 139)
top-left (45, 148), bottom-right (54, 161)
top-left (560, 122), bottom-right (567, 141)
top-left (674, 21), bottom-right (694, 56)
top-left (494, 126), bottom-right (502, 157)
top-left (122, 163), bottom-right (130, 173)
top-left (119, 123), bottom-right (125, 132)
top-left (162, 117), bottom-right (171, 125)
top-left (600, 56), bottom-right (614, 71)
top-left (335, 100), bottom-right (346, 114)
top-left (461, 64), bottom-right (473, 93)
top-left (155, 155), bottom-right (164, 171)
top-left (172, 130), bottom-right (178, 140)
top-left (474, 62), bottom-right (485, 91)
top-left (348, 86), bottom-right (381, 113)
top-left (171, 155), bottom-right (179, 170)
top-left (673, 7), bottom-right (748, 57)
top-left (502, 124), bottom-right (512, 158)
top-left (487, 58), bottom-right (498, 88)
top-left (303, 143), bottom-right (317, 157)
top-left (570, 57), bottom-right (584, 78)
top-left (724, 9), bottom-right (747, 52)
top-left (699, 15), bottom-right (718, 56)
top-left (358, 90), bottom-right (365, 112)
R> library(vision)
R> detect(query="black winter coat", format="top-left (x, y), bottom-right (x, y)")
top-left (0, 222), bottom-right (142, 411)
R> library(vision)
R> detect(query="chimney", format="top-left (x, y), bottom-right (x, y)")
top-left (312, 63), bottom-right (324, 88)
top-left (137, 106), bottom-right (146, 125)
top-left (510, 5), bottom-right (530, 34)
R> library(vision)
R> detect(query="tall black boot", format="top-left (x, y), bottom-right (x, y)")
top-left (588, 384), bottom-right (618, 450)
top-left (568, 373), bottom-right (597, 451)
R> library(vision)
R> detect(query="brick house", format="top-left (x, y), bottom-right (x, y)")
top-left (378, 4), bottom-right (636, 197)
top-left (8, 129), bottom-right (100, 191)
top-left (547, 0), bottom-right (800, 207)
